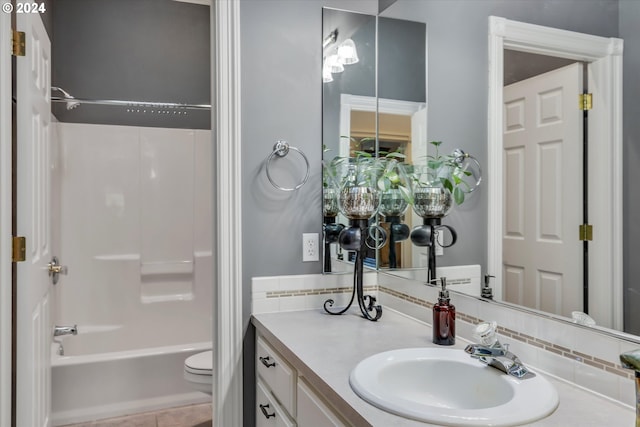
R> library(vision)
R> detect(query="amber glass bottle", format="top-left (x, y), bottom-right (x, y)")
top-left (433, 277), bottom-right (455, 345)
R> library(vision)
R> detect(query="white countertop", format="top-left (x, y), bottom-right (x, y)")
top-left (251, 308), bottom-right (635, 427)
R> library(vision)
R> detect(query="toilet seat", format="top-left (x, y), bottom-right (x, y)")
top-left (184, 350), bottom-right (212, 394)
top-left (185, 351), bottom-right (212, 375)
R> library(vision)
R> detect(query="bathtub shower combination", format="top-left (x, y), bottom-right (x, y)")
top-left (51, 123), bottom-right (213, 426)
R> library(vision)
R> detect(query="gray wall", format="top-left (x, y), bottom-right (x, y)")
top-left (240, 1), bottom-right (377, 424)
top-left (378, 17), bottom-right (426, 103)
top-left (620, 0), bottom-right (640, 335)
top-left (52, 0), bottom-right (210, 129)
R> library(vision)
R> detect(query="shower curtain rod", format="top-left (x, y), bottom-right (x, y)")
top-left (51, 96), bottom-right (211, 111)
top-left (50, 86), bottom-right (210, 111)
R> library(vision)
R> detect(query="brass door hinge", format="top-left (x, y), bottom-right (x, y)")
top-left (579, 224), bottom-right (593, 241)
top-left (12, 236), bottom-right (26, 262)
top-left (579, 93), bottom-right (592, 111)
top-left (12, 30), bottom-right (25, 57)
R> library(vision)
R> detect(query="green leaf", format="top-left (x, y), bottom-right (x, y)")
top-left (353, 150), bottom-right (370, 157)
top-left (398, 185), bottom-right (413, 204)
top-left (453, 187), bottom-right (465, 205)
top-left (441, 178), bottom-right (453, 193)
top-left (427, 159), bottom-right (443, 170)
top-left (386, 152), bottom-right (406, 160)
top-left (377, 177), bottom-right (390, 192)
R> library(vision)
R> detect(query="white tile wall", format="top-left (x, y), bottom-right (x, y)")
top-left (56, 123), bottom-right (212, 335)
top-left (251, 272), bottom-right (378, 314)
top-left (251, 269), bottom-right (638, 407)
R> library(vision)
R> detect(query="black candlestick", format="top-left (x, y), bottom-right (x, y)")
top-left (324, 218), bottom-right (382, 321)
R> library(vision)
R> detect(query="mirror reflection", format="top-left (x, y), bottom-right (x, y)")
top-left (322, 8), bottom-right (433, 274)
top-left (322, 0), bottom-right (638, 341)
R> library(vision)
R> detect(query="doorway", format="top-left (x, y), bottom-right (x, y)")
top-left (487, 16), bottom-right (623, 329)
top-left (6, 2), bottom-right (215, 425)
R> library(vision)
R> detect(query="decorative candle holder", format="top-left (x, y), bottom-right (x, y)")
top-left (324, 163), bottom-right (386, 321)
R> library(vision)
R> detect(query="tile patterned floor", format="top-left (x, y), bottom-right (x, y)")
top-left (60, 403), bottom-right (212, 427)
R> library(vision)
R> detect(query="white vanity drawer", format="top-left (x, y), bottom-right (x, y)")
top-left (256, 335), bottom-right (296, 416)
top-left (296, 378), bottom-right (348, 427)
top-left (257, 380), bottom-right (296, 427)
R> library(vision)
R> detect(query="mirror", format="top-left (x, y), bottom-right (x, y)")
top-left (322, 8), bottom-right (377, 274)
top-left (322, 0), bottom-right (639, 341)
top-left (322, 8), bottom-right (428, 275)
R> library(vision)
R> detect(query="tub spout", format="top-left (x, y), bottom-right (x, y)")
top-left (54, 325), bottom-right (77, 337)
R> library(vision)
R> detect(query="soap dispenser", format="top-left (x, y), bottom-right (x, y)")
top-left (481, 274), bottom-right (495, 299)
top-left (433, 277), bottom-right (455, 345)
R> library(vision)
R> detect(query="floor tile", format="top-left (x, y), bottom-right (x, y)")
top-left (60, 403), bottom-right (213, 427)
top-left (86, 412), bottom-right (157, 427)
top-left (156, 403), bottom-right (212, 427)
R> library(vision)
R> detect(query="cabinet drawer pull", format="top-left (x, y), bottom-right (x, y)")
top-left (259, 356), bottom-right (276, 368)
top-left (259, 403), bottom-right (276, 419)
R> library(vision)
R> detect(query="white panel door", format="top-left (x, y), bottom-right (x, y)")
top-left (502, 63), bottom-right (583, 317)
top-left (16, 13), bottom-right (53, 427)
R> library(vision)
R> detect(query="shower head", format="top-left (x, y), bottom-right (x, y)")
top-left (51, 86), bottom-right (81, 110)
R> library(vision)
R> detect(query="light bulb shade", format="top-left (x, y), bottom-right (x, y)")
top-left (337, 39), bottom-right (359, 65)
top-left (322, 61), bottom-right (334, 83)
top-left (326, 52), bottom-right (344, 73)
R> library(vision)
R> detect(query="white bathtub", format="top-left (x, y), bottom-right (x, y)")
top-left (51, 337), bottom-right (211, 426)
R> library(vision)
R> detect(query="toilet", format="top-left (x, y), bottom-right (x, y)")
top-left (184, 351), bottom-right (212, 395)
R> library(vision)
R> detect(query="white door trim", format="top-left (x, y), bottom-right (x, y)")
top-left (0, 13), bottom-right (14, 427)
top-left (487, 16), bottom-right (624, 328)
top-left (213, 1), bottom-right (244, 425)
top-left (339, 94), bottom-right (425, 157)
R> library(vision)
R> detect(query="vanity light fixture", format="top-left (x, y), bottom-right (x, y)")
top-left (322, 61), bottom-right (334, 83)
top-left (323, 29), bottom-right (338, 49)
top-left (322, 28), bottom-right (359, 83)
top-left (326, 49), bottom-right (345, 74)
top-left (337, 39), bottom-right (359, 64)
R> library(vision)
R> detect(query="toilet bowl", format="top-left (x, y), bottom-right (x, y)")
top-left (184, 350), bottom-right (212, 395)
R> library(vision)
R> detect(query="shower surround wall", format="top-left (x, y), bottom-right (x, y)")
top-left (52, 122), bottom-right (212, 422)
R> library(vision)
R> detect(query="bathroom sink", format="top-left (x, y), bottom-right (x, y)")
top-left (349, 347), bottom-right (558, 426)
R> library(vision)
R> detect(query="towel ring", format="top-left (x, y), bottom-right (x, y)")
top-left (452, 148), bottom-right (482, 193)
top-left (266, 140), bottom-right (310, 192)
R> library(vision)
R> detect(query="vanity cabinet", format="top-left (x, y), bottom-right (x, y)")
top-left (256, 380), bottom-right (296, 427)
top-left (256, 334), bottom-right (350, 427)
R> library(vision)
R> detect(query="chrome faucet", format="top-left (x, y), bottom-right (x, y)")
top-left (465, 321), bottom-right (532, 379)
top-left (465, 342), bottom-right (530, 378)
top-left (53, 324), bottom-right (77, 337)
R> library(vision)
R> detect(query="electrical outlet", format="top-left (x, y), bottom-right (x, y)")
top-left (302, 233), bottom-right (319, 262)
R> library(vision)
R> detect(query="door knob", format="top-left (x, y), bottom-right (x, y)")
top-left (48, 256), bottom-right (67, 285)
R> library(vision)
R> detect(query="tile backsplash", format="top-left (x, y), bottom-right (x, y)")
top-left (251, 269), bottom-right (636, 408)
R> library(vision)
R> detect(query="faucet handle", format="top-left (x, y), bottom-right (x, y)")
top-left (473, 321), bottom-right (498, 346)
top-left (507, 362), bottom-right (530, 378)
